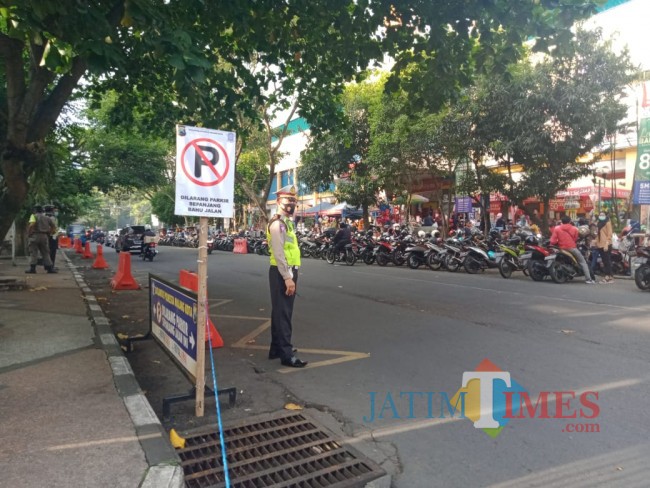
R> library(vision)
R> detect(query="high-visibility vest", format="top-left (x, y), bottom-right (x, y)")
top-left (267, 216), bottom-right (301, 267)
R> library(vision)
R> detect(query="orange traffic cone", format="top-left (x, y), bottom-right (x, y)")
top-left (110, 252), bottom-right (140, 290)
top-left (178, 269), bottom-right (224, 347)
top-left (82, 241), bottom-right (94, 259)
top-left (75, 238), bottom-right (83, 254)
top-left (92, 244), bottom-right (110, 269)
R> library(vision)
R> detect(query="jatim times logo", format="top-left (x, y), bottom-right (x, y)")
top-left (363, 359), bottom-right (600, 437)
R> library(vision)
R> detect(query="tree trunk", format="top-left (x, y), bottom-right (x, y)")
top-left (0, 155), bottom-right (30, 244)
top-left (362, 203), bottom-right (369, 230)
top-left (541, 196), bottom-right (551, 235)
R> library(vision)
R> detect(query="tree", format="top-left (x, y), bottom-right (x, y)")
top-left (300, 78), bottom-right (385, 227)
top-left (496, 28), bottom-right (636, 231)
top-left (0, 0), bottom-right (599, 241)
top-left (0, 0), bottom-right (383, 240)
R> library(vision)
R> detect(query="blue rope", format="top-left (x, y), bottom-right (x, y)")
top-left (206, 317), bottom-right (231, 488)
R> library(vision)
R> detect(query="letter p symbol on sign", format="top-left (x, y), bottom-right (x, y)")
top-left (195, 145), bottom-right (219, 178)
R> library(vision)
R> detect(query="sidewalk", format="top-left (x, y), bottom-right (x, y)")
top-left (0, 252), bottom-right (183, 488)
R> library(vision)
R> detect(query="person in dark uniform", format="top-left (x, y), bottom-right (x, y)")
top-left (267, 185), bottom-right (308, 368)
top-left (44, 204), bottom-right (58, 269)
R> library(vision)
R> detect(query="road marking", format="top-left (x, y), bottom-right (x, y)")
top-left (224, 314), bottom-right (369, 373)
top-left (47, 433), bottom-right (160, 451)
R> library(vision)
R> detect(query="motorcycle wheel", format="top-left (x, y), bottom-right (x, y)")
top-left (426, 252), bottom-right (442, 271)
top-left (326, 248), bottom-right (336, 264)
top-left (376, 252), bottom-right (389, 267)
top-left (549, 261), bottom-right (570, 284)
top-left (499, 256), bottom-right (514, 279)
top-left (363, 252), bottom-right (375, 265)
top-left (634, 264), bottom-right (650, 291)
top-left (147, 254), bottom-right (154, 262)
top-left (407, 253), bottom-right (421, 269)
top-left (445, 254), bottom-right (460, 272)
top-left (345, 250), bottom-right (356, 266)
top-left (527, 260), bottom-right (546, 281)
top-left (464, 256), bottom-right (482, 274)
top-left (392, 251), bottom-right (405, 266)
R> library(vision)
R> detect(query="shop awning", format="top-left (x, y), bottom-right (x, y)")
top-left (297, 202), bottom-right (334, 216)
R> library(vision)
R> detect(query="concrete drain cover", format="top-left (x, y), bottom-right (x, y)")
top-left (179, 410), bottom-right (385, 487)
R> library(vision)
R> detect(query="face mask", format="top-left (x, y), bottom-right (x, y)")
top-left (281, 203), bottom-right (296, 216)
top-left (599, 215), bottom-right (606, 221)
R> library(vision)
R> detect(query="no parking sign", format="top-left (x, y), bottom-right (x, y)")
top-left (175, 125), bottom-right (236, 217)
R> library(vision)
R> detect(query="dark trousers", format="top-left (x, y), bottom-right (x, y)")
top-left (49, 236), bottom-right (58, 266)
top-left (591, 247), bottom-right (612, 276)
top-left (269, 266), bottom-right (298, 360)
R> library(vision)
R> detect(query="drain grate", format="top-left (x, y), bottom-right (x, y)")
top-left (179, 410), bottom-right (385, 487)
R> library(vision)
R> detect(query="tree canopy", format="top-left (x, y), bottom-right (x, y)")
top-left (1, 0), bottom-right (601, 240)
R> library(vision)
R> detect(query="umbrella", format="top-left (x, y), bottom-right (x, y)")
top-left (410, 194), bottom-right (429, 203)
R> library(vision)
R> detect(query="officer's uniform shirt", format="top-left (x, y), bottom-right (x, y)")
top-left (268, 215), bottom-right (297, 280)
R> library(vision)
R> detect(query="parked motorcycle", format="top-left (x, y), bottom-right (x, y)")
top-left (442, 238), bottom-right (467, 272)
top-left (498, 235), bottom-right (531, 279)
top-left (546, 245), bottom-right (590, 283)
top-left (404, 238), bottom-right (430, 269)
top-left (526, 238), bottom-right (553, 282)
top-left (374, 236), bottom-right (395, 267)
top-left (634, 245), bottom-right (650, 291)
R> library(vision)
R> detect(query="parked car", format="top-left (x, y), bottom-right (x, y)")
top-left (115, 225), bottom-right (146, 254)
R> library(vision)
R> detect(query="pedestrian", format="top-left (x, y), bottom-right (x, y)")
top-left (26, 205), bottom-right (57, 274)
top-left (550, 215), bottom-right (595, 284)
top-left (517, 212), bottom-right (529, 228)
top-left (593, 211), bottom-right (614, 283)
top-left (423, 213), bottom-right (434, 226)
top-left (43, 204), bottom-right (59, 269)
top-left (267, 185), bottom-right (308, 368)
top-left (494, 212), bottom-right (506, 230)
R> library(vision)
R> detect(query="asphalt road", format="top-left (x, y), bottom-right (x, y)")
top-left (99, 244), bottom-right (650, 488)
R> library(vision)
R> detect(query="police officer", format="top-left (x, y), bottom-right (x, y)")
top-left (44, 204), bottom-right (59, 269)
top-left (267, 185), bottom-right (308, 368)
top-left (26, 205), bottom-right (57, 274)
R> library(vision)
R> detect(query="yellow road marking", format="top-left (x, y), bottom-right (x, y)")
top-left (215, 308), bottom-right (369, 373)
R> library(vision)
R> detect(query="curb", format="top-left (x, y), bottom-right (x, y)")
top-left (62, 252), bottom-right (184, 488)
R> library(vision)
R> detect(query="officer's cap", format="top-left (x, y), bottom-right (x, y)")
top-left (276, 185), bottom-right (297, 198)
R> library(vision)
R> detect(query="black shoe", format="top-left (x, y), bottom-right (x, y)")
top-left (269, 348), bottom-right (297, 360)
top-left (281, 356), bottom-right (308, 368)
top-left (25, 268), bottom-right (36, 274)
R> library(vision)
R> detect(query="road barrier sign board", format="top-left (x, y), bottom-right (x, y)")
top-left (150, 275), bottom-right (198, 381)
top-left (175, 125), bottom-right (236, 217)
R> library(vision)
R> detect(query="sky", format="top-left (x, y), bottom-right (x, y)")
top-left (588, 0), bottom-right (650, 71)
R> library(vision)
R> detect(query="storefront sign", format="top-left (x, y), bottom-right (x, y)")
top-left (633, 180), bottom-right (650, 205)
